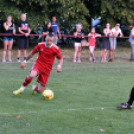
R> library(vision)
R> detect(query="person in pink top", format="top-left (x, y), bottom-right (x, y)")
top-left (88, 28), bottom-right (101, 62)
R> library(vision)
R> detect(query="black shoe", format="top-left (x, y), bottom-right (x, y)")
top-left (108, 59), bottom-right (113, 62)
top-left (117, 103), bottom-right (132, 110)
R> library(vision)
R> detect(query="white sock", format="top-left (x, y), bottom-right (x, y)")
top-left (20, 85), bottom-right (25, 91)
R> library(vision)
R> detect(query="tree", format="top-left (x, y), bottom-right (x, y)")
top-left (101, 0), bottom-right (134, 28)
top-left (0, 0), bottom-right (89, 30)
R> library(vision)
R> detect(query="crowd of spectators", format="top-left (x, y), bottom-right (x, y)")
top-left (1, 14), bottom-right (134, 63)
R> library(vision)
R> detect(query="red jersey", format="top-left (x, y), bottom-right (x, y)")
top-left (88, 33), bottom-right (97, 46)
top-left (32, 42), bottom-right (62, 73)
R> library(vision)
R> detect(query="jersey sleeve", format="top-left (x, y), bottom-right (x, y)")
top-left (32, 44), bottom-right (39, 54)
top-left (55, 48), bottom-right (62, 59)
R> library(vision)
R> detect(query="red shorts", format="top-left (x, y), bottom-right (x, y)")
top-left (31, 64), bottom-right (51, 86)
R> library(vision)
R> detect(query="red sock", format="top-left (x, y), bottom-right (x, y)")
top-left (34, 86), bottom-right (39, 93)
top-left (23, 76), bottom-right (32, 87)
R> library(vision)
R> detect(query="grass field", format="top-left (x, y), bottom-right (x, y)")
top-left (1, 47), bottom-right (134, 134)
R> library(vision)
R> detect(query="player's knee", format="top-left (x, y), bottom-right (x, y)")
top-left (29, 74), bottom-right (35, 79)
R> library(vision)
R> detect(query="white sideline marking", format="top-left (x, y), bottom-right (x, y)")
top-left (1, 107), bottom-right (114, 115)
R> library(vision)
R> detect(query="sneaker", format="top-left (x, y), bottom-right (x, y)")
top-left (108, 59), bottom-right (113, 62)
top-left (116, 103), bottom-right (132, 110)
top-left (32, 85), bottom-right (37, 95)
top-left (17, 59), bottom-right (21, 62)
top-left (73, 60), bottom-right (76, 63)
top-left (77, 60), bottom-right (81, 63)
top-left (13, 89), bottom-right (23, 95)
top-left (2, 59), bottom-right (6, 63)
top-left (7, 59), bottom-right (12, 63)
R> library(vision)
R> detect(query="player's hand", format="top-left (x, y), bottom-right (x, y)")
top-left (57, 65), bottom-right (62, 72)
top-left (25, 33), bottom-right (29, 37)
top-left (20, 62), bottom-right (26, 69)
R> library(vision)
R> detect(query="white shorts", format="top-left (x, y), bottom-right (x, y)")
top-left (109, 38), bottom-right (117, 50)
top-left (53, 37), bottom-right (58, 45)
top-left (74, 43), bottom-right (81, 47)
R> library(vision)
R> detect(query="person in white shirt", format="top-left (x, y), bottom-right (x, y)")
top-left (109, 24), bottom-right (123, 62)
top-left (129, 26), bottom-right (134, 61)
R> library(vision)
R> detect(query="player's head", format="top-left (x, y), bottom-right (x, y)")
top-left (106, 23), bottom-right (110, 28)
top-left (7, 15), bottom-right (12, 22)
top-left (115, 23), bottom-right (120, 30)
top-left (21, 13), bottom-right (26, 21)
top-left (76, 23), bottom-right (82, 32)
top-left (91, 27), bottom-right (95, 33)
top-left (45, 33), bottom-right (54, 46)
top-left (52, 16), bottom-right (56, 23)
top-left (47, 22), bottom-right (51, 28)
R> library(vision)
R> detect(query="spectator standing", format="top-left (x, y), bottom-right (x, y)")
top-left (129, 26), bottom-right (134, 61)
top-left (2, 15), bottom-right (15, 62)
top-left (109, 24), bottom-right (123, 62)
top-left (73, 23), bottom-right (84, 63)
top-left (43, 22), bottom-right (53, 41)
top-left (101, 23), bottom-right (111, 62)
top-left (88, 28), bottom-right (101, 62)
top-left (51, 16), bottom-right (61, 44)
top-left (17, 13), bottom-right (31, 62)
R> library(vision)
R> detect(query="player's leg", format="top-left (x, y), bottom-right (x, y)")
top-left (89, 46), bottom-right (95, 62)
top-left (2, 39), bottom-right (8, 62)
top-left (23, 49), bottom-right (27, 61)
top-left (7, 40), bottom-right (13, 62)
top-left (131, 44), bottom-right (134, 60)
top-left (32, 83), bottom-right (45, 94)
top-left (117, 87), bottom-right (134, 110)
top-left (32, 72), bottom-right (49, 94)
top-left (89, 46), bottom-right (93, 62)
top-left (77, 45), bottom-right (81, 62)
top-left (74, 44), bottom-right (78, 62)
top-left (13, 70), bottom-right (38, 95)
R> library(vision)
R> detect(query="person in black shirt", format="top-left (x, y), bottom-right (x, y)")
top-left (17, 13), bottom-right (31, 62)
top-left (43, 22), bottom-right (53, 41)
top-left (73, 23), bottom-right (84, 63)
top-left (2, 15), bottom-right (15, 62)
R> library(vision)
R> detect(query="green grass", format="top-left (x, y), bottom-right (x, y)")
top-left (1, 52), bottom-right (134, 133)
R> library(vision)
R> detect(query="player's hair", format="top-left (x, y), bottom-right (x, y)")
top-left (7, 15), bottom-right (12, 19)
top-left (21, 13), bottom-right (26, 17)
top-left (76, 23), bottom-right (82, 28)
top-left (45, 33), bottom-right (54, 40)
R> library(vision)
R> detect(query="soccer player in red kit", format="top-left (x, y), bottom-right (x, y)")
top-left (13, 33), bottom-right (63, 95)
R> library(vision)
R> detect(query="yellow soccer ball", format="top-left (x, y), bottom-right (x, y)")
top-left (42, 89), bottom-right (54, 100)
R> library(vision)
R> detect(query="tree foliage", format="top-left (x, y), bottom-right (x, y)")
top-left (0, 0), bottom-right (89, 30)
top-left (101, 0), bottom-right (134, 28)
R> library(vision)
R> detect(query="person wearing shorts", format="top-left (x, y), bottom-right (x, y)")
top-left (109, 24), bottom-right (123, 62)
top-left (17, 13), bottom-right (31, 62)
top-left (101, 23), bottom-right (111, 62)
top-left (51, 16), bottom-right (61, 44)
top-left (73, 23), bottom-right (84, 63)
top-left (13, 33), bottom-right (63, 96)
top-left (88, 28), bottom-right (101, 62)
top-left (2, 15), bottom-right (15, 62)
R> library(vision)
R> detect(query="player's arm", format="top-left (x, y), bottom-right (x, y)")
top-left (74, 32), bottom-right (77, 38)
top-left (95, 34), bottom-right (101, 38)
top-left (119, 31), bottom-right (123, 37)
top-left (3, 22), bottom-right (9, 31)
top-left (57, 27), bottom-right (61, 39)
top-left (20, 51), bottom-right (35, 69)
top-left (57, 58), bottom-right (63, 72)
top-left (18, 27), bottom-right (25, 35)
top-left (88, 33), bottom-right (92, 37)
top-left (25, 27), bottom-right (31, 37)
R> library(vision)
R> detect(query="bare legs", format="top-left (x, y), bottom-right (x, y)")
top-left (2, 40), bottom-right (13, 62)
top-left (74, 45), bottom-right (81, 62)
top-left (89, 46), bottom-right (95, 62)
